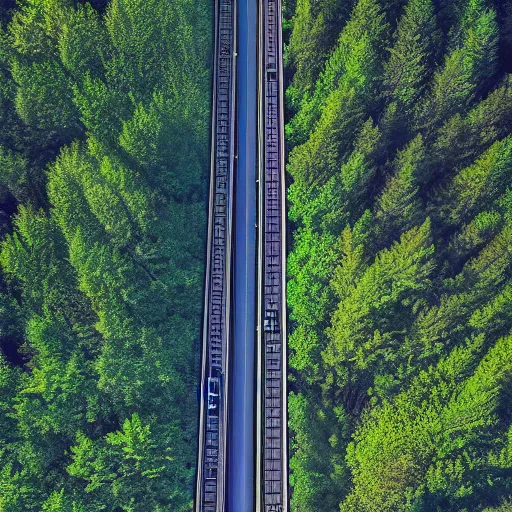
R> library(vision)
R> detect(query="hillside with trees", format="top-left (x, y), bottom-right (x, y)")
top-left (0, 0), bottom-right (211, 510)
top-left (284, 0), bottom-right (512, 510)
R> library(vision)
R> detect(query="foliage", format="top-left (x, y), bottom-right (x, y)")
top-left (0, 0), bottom-right (211, 509)
top-left (286, 0), bottom-right (512, 509)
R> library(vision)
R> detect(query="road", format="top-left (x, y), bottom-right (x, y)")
top-left (196, 0), bottom-right (287, 509)
top-left (195, 0), bottom-right (236, 509)
top-left (226, 0), bottom-right (258, 508)
top-left (257, 0), bottom-right (288, 509)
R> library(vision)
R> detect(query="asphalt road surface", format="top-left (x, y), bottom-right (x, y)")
top-left (226, 0), bottom-right (258, 509)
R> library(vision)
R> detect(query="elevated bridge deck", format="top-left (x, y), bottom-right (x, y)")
top-left (196, 0), bottom-right (287, 509)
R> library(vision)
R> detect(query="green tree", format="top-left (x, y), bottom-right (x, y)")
top-left (68, 413), bottom-right (192, 511)
top-left (286, 0), bottom-right (512, 508)
top-left (0, 0), bottom-right (211, 508)
top-left (414, 0), bottom-right (499, 137)
top-left (431, 136), bottom-right (512, 229)
top-left (324, 219), bottom-right (435, 391)
top-left (380, 0), bottom-right (440, 144)
top-left (341, 330), bottom-right (512, 512)
top-left (286, 0), bottom-right (355, 109)
top-left (287, 0), bottom-right (389, 145)
top-left (374, 135), bottom-right (425, 244)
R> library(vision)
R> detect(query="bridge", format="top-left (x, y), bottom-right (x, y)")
top-left (195, 0), bottom-right (288, 510)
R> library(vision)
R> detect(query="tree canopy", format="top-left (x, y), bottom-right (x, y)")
top-left (285, 0), bottom-right (512, 509)
top-left (0, 0), bottom-right (211, 509)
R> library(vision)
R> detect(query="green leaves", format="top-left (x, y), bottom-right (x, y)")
top-left (341, 332), bottom-right (512, 512)
top-left (414, 0), bottom-right (499, 136)
top-left (286, 0), bottom-right (512, 508)
top-left (41, 490), bottom-right (85, 512)
top-left (324, 220), bottom-right (435, 387)
top-left (287, 0), bottom-right (389, 145)
top-left (374, 135), bottom-right (425, 242)
top-left (68, 414), bottom-right (189, 512)
top-left (382, 0), bottom-right (440, 109)
top-left (432, 136), bottom-right (512, 228)
top-left (0, 0), bottom-right (210, 509)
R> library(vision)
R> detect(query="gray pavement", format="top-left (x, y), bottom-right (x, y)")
top-left (226, 0), bottom-right (258, 510)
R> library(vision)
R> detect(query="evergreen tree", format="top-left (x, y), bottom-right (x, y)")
top-left (431, 136), bottom-right (512, 230)
top-left (414, 0), bottom-right (499, 137)
top-left (380, 0), bottom-right (440, 144)
top-left (286, 0), bottom-right (512, 508)
top-left (286, 0), bottom-right (355, 110)
top-left (324, 219), bottom-right (435, 391)
top-left (374, 135), bottom-right (425, 243)
top-left (286, 0), bottom-right (389, 145)
top-left (0, 0), bottom-right (211, 508)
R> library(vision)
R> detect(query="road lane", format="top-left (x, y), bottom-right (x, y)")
top-left (258, 0), bottom-right (288, 508)
top-left (226, 0), bottom-right (258, 509)
top-left (195, 0), bottom-right (236, 509)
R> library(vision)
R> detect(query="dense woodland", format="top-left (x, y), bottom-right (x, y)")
top-left (0, 0), bottom-right (211, 510)
top-left (284, 0), bottom-right (512, 510)
top-left (5, 0), bottom-right (512, 509)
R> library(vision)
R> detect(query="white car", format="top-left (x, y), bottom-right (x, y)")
top-left (208, 376), bottom-right (219, 410)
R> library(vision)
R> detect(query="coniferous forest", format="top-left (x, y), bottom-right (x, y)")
top-left (2, 0), bottom-right (512, 510)
top-left (0, 0), bottom-right (211, 510)
top-left (284, 0), bottom-right (512, 510)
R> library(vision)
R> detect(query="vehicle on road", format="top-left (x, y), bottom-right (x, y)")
top-left (208, 375), bottom-right (220, 410)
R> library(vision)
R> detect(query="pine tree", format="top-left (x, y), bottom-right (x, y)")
top-left (0, 0), bottom-right (211, 508)
top-left (286, 0), bottom-right (355, 109)
top-left (9, 0), bottom-right (83, 143)
top-left (286, 0), bottom-right (512, 507)
top-left (288, 392), bottom-right (351, 512)
top-left (68, 414), bottom-right (193, 511)
top-left (414, 0), bottom-right (499, 137)
top-left (374, 135), bottom-right (425, 243)
top-left (431, 136), bottom-right (512, 230)
top-left (380, 0), bottom-right (440, 143)
top-left (427, 75), bottom-right (512, 186)
top-left (341, 332), bottom-right (512, 512)
top-left (324, 219), bottom-right (435, 391)
top-left (287, 0), bottom-right (389, 145)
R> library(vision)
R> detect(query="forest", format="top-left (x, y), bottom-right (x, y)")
top-left (284, 0), bottom-right (512, 510)
top-left (0, 0), bottom-right (211, 510)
